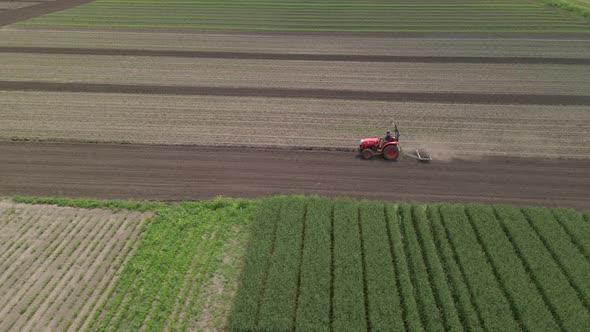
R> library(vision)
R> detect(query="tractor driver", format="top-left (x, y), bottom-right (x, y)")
top-left (384, 130), bottom-right (394, 143)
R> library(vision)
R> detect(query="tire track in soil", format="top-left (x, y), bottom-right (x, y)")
top-left (2, 47), bottom-right (588, 65)
top-left (1, 81), bottom-right (589, 105)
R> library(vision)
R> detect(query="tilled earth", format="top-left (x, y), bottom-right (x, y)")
top-left (1, 141), bottom-right (588, 209)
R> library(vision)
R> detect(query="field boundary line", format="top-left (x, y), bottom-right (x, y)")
top-left (492, 207), bottom-right (565, 331)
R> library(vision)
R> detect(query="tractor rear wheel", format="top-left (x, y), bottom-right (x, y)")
top-left (361, 149), bottom-right (374, 160)
top-left (383, 145), bottom-right (399, 161)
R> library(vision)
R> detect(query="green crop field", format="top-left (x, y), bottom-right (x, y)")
top-left (229, 196), bottom-right (590, 331)
top-left (19, 0), bottom-right (590, 33)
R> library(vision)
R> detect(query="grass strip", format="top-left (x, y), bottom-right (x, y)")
top-left (12, 195), bottom-right (163, 212)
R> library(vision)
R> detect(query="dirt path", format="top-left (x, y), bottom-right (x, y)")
top-left (0, 141), bottom-right (588, 209)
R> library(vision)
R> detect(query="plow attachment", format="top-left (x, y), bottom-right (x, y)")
top-left (403, 149), bottom-right (432, 162)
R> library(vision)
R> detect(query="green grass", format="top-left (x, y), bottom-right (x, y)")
top-left (18, 0), bottom-right (590, 33)
top-left (537, 0), bottom-right (590, 18)
top-left (230, 196), bottom-right (590, 331)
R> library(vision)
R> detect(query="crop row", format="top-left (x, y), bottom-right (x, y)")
top-left (21, 0), bottom-right (588, 32)
top-left (229, 197), bottom-right (590, 331)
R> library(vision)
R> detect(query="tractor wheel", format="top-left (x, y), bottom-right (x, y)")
top-left (383, 145), bottom-right (399, 161)
top-left (361, 149), bottom-right (374, 160)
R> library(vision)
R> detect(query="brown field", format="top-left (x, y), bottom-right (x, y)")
top-left (1, 26), bottom-right (589, 161)
top-left (0, 200), bottom-right (150, 331)
top-left (1, 91), bottom-right (589, 158)
top-left (2, 53), bottom-right (589, 95)
top-left (0, 3), bottom-right (589, 206)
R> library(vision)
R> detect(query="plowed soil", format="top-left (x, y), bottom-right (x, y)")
top-left (0, 141), bottom-right (588, 209)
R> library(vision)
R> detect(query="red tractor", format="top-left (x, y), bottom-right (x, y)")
top-left (359, 125), bottom-right (401, 161)
top-left (359, 137), bottom-right (400, 161)
top-left (358, 124), bottom-right (431, 162)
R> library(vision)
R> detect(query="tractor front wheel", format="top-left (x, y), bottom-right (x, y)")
top-left (361, 149), bottom-right (374, 160)
top-left (383, 145), bottom-right (399, 161)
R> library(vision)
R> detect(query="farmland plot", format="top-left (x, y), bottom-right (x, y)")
top-left (229, 196), bottom-right (590, 331)
top-left (0, 200), bottom-right (150, 332)
top-left (3, 53), bottom-right (589, 96)
top-left (16, 0), bottom-right (590, 33)
top-left (2, 91), bottom-right (589, 158)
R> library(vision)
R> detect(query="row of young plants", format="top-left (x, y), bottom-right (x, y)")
top-left (20, 0), bottom-right (589, 32)
top-left (229, 196), bottom-right (590, 331)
